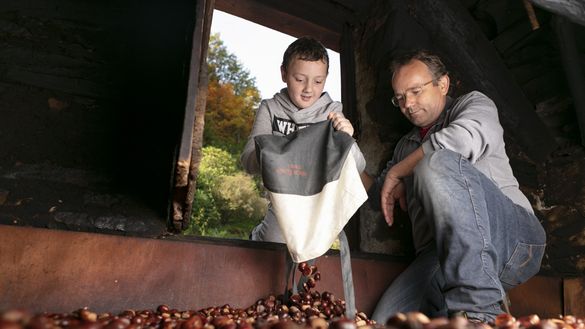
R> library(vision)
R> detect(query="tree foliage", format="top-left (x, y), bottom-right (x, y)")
top-left (207, 33), bottom-right (258, 97)
top-left (186, 34), bottom-right (267, 239)
top-left (205, 33), bottom-right (261, 154)
top-left (186, 146), bottom-right (267, 238)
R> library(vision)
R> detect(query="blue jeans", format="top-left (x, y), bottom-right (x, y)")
top-left (372, 150), bottom-right (546, 323)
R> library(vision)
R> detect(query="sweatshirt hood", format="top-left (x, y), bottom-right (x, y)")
top-left (273, 88), bottom-right (333, 113)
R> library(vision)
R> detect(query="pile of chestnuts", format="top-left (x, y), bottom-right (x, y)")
top-left (0, 262), bottom-right (372, 329)
top-left (1, 262), bottom-right (583, 329)
top-left (383, 312), bottom-right (585, 329)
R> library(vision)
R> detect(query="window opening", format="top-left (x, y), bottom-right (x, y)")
top-left (183, 9), bottom-right (342, 240)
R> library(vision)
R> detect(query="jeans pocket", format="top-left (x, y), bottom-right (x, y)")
top-left (500, 242), bottom-right (546, 290)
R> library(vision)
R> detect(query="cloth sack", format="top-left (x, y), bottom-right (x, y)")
top-left (254, 120), bottom-right (368, 262)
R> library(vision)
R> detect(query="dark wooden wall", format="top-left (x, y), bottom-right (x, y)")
top-left (0, 0), bottom-right (199, 233)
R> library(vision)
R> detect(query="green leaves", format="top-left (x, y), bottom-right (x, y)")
top-left (204, 33), bottom-right (261, 155)
top-left (185, 147), bottom-right (267, 238)
top-left (207, 33), bottom-right (259, 97)
top-left (185, 34), bottom-right (267, 239)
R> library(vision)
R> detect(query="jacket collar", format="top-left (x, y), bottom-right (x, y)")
top-left (405, 95), bottom-right (454, 143)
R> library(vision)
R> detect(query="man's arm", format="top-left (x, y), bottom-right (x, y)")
top-left (380, 146), bottom-right (424, 225)
top-left (361, 172), bottom-right (374, 191)
top-left (386, 146), bottom-right (424, 179)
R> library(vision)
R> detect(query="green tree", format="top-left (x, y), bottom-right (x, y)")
top-left (205, 33), bottom-right (261, 154)
top-left (186, 34), bottom-right (267, 239)
top-left (185, 146), bottom-right (267, 238)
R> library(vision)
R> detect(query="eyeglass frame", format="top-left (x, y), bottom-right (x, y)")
top-left (391, 79), bottom-right (436, 108)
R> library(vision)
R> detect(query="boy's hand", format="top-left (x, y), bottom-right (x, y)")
top-left (328, 112), bottom-right (354, 136)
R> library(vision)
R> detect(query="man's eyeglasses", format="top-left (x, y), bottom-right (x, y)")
top-left (391, 79), bottom-right (435, 107)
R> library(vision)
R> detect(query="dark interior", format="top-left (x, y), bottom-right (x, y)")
top-left (0, 0), bottom-right (199, 236)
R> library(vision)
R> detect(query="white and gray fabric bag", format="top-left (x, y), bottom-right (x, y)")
top-left (254, 120), bottom-right (368, 263)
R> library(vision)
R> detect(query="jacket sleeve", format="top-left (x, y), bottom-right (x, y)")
top-left (366, 159), bottom-right (394, 211)
top-left (349, 143), bottom-right (366, 173)
top-left (328, 101), bottom-right (367, 173)
top-left (240, 100), bottom-right (272, 175)
top-left (422, 91), bottom-right (503, 163)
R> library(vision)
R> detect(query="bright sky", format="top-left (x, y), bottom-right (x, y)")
top-left (210, 10), bottom-right (342, 101)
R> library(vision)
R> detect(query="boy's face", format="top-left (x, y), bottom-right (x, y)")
top-left (281, 56), bottom-right (328, 109)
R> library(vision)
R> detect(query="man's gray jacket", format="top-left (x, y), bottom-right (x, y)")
top-left (370, 91), bottom-right (533, 252)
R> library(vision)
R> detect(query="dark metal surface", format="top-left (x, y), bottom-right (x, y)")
top-left (0, 225), bottom-right (406, 314)
top-left (0, 224), bottom-right (573, 317)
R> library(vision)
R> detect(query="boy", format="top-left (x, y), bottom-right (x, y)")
top-left (240, 36), bottom-right (366, 243)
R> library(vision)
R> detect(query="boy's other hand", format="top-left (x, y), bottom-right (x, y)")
top-left (328, 112), bottom-right (354, 137)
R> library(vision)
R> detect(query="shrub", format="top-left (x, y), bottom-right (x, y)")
top-left (186, 146), bottom-right (267, 238)
top-left (214, 173), bottom-right (267, 225)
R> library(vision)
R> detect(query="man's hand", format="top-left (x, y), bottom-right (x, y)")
top-left (328, 112), bottom-right (354, 136)
top-left (380, 173), bottom-right (407, 226)
top-left (379, 146), bottom-right (424, 225)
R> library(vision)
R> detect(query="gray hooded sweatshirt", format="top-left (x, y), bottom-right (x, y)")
top-left (241, 88), bottom-right (366, 174)
top-left (241, 88), bottom-right (366, 242)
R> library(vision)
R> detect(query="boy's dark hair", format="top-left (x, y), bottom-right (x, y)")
top-left (390, 49), bottom-right (448, 81)
top-left (281, 36), bottom-right (329, 74)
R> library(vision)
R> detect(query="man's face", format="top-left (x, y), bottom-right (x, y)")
top-left (281, 56), bottom-right (328, 109)
top-left (391, 59), bottom-right (449, 128)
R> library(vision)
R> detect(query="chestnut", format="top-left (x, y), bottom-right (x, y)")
top-left (298, 263), bottom-right (311, 277)
top-left (104, 318), bottom-right (129, 329)
top-left (157, 306), bottom-right (171, 315)
top-left (321, 292), bottom-right (334, 303)
top-left (308, 317), bottom-right (328, 329)
top-left (330, 319), bottom-right (356, 329)
top-left (494, 314), bottom-right (516, 328)
top-left (309, 266), bottom-right (318, 276)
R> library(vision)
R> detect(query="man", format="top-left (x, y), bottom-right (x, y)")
top-left (364, 50), bottom-right (546, 323)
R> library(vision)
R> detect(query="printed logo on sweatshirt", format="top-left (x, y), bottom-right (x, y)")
top-left (272, 116), bottom-right (313, 135)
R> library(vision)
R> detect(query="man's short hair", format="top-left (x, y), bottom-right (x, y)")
top-left (282, 36), bottom-right (329, 74)
top-left (390, 49), bottom-right (448, 80)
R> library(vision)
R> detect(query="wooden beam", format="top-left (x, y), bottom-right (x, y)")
top-left (553, 16), bottom-right (585, 147)
top-left (529, 0), bottom-right (585, 27)
top-left (214, 0), bottom-right (342, 51)
top-left (340, 22), bottom-right (360, 250)
top-left (409, 0), bottom-right (557, 161)
top-left (564, 277), bottom-right (585, 316)
top-left (175, 0), bottom-right (209, 188)
top-left (172, 0), bottom-right (215, 230)
top-left (251, 0), bottom-right (354, 34)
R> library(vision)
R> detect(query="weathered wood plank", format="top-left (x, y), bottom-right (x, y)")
top-left (554, 16), bottom-right (585, 146)
top-left (564, 277), bottom-right (585, 316)
top-left (409, 0), bottom-right (557, 161)
top-left (340, 23), bottom-right (360, 250)
top-left (530, 0), bottom-right (585, 27)
top-left (254, 0), bottom-right (353, 33)
top-left (172, 0), bottom-right (214, 230)
top-left (214, 0), bottom-right (342, 51)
